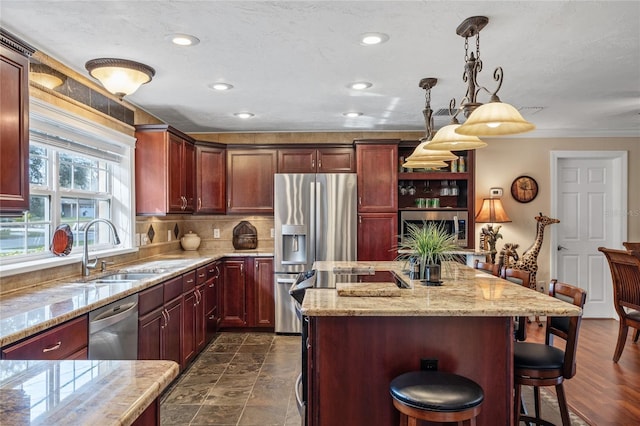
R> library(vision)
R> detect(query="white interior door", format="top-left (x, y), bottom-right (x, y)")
top-left (550, 151), bottom-right (627, 318)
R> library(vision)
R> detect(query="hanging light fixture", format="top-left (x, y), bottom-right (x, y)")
top-left (85, 58), bottom-right (155, 98)
top-left (450, 16), bottom-right (535, 137)
top-left (405, 78), bottom-right (457, 168)
top-left (426, 99), bottom-right (488, 150)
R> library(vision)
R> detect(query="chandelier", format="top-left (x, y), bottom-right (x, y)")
top-left (451, 16), bottom-right (535, 137)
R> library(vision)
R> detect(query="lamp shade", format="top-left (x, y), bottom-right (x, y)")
top-left (406, 141), bottom-right (458, 162)
top-left (85, 58), bottom-right (155, 97)
top-left (475, 198), bottom-right (512, 223)
top-left (455, 101), bottom-right (535, 136)
top-left (427, 123), bottom-right (488, 150)
top-left (402, 160), bottom-right (448, 169)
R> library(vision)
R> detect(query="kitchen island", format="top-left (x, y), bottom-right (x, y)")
top-left (301, 261), bottom-right (582, 426)
top-left (0, 359), bottom-right (178, 425)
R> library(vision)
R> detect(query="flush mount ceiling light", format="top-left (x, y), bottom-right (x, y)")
top-left (210, 82), bottom-right (234, 91)
top-left (343, 112), bottom-right (363, 118)
top-left (349, 81), bottom-right (372, 90)
top-left (167, 33), bottom-right (200, 46)
top-left (234, 112), bottom-right (254, 119)
top-left (29, 63), bottom-right (65, 89)
top-left (359, 32), bottom-right (389, 46)
top-left (450, 16), bottom-right (535, 136)
top-left (85, 58), bottom-right (155, 98)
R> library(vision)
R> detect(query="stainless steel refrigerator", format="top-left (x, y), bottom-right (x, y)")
top-left (274, 173), bottom-right (357, 333)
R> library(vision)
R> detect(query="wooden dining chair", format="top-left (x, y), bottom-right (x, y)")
top-left (598, 247), bottom-right (640, 362)
top-left (473, 259), bottom-right (500, 276)
top-left (501, 267), bottom-right (532, 341)
top-left (513, 280), bottom-right (587, 426)
top-left (622, 241), bottom-right (640, 251)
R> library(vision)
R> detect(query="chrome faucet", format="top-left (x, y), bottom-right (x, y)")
top-left (82, 218), bottom-right (121, 276)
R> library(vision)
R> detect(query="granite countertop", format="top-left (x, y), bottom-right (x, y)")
top-left (0, 250), bottom-right (273, 348)
top-left (302, 261), bottom-right (583, 317)
top-left (0, 359), bottom-right (179, 425)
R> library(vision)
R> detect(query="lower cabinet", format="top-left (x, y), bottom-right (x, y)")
top-left (357, 213), bottom-right (398, 261)
top-left (138, 276), bottom-right (183, 367)
top-left (204, 261), bottom-right (222, 343)
top-left (221, 257), bottom-right (274, 329)
top-left (1, 316), bottom-right (88, 360)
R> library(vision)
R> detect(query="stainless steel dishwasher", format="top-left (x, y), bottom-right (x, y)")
top-left (88, 293), bottom-right (139, 360)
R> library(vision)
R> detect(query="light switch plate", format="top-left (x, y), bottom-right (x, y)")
top-left (271, 228), bottom-right (275, 238)
top-left (213, 228), bottom-right (220, 238)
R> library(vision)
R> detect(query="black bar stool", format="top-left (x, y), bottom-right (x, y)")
top-left (390, 371), bottom-right (484, 425)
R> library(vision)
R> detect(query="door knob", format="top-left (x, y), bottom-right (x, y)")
top-left (557, 245), bottom-right (568, 251)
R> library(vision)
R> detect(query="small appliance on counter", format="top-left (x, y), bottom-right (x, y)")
top-left (232, 220), bottom-right (258, 250)
top-left (180, 231), bottom-right (201, 251)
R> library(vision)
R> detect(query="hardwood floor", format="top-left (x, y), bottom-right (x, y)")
top-left (525, 318), bottom-right (640, 425)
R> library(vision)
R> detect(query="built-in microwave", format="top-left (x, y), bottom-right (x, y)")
top-left (400, 210), bottom-right (468, 247)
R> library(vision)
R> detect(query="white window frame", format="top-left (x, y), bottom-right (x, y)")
top-left (0, 98), bottom-right (137, 277)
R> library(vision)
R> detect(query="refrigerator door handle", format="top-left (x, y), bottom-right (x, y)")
top-left (309, 181), bottom-right (317, 266)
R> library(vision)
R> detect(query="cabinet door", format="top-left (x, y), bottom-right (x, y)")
top-left (277, 149), bottom-right (316, 173)
top-left (205, 262), bottom-right (221, 342)
top-left (183, 141), bottom-right (195, 213)
top-left (167, 134), bottom-right (187, 213)
top-left (162, 297), bottom-right (182, 365)
top-left (249, 257), bottom-right (275, 328)
top-left (0, 45), bottom-right (30, 213)
top-left (221, 259), bottom-right (246, 327)
top-left (227, 149), bottom-right (276, 214)
top-left (195, 284), bottom-right (206, 352)
top-left (357, 213), bottom-right (398, 261)
top-left (317, 148), bottom-right (355, 173)
top-left (138, 307), bottom-right (164, 360)
top-left (1, 316), bottom-right (88, 360)
top-left (195, 145), bottom-right (226, 214)
top-left (356, 144), bottom-right (398, 212)
top-left (181, 290), bottom-right (197, 367)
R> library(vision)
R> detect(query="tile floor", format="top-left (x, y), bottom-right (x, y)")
top-left (160, 332), bottom-right (301, 426)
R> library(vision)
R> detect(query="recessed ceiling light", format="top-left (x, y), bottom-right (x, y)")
top-left (360, 32), bottom-right (389, 46)
top-left (167, 33), bottom-right (200, 46)
top-left (343, 112), bottom-right (363, 118)
top-left (210, 83), bottom-right (234, 91)
top-left (234, 112), bottom-right (254, 119)
top-left (349, 81), bottom-right (372, 90)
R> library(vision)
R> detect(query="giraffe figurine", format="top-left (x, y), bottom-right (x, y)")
top-left (513, 213), bottom-right (560, 289)
top-left (498, 243), bottom-right (520, 272)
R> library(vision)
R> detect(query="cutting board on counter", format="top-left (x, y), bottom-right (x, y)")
top-left (336, 282), bottom-right (402, 297)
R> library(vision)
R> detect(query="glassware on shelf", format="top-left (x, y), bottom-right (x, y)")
top-left (450, 180), bottom-right (459, 196)
top-left (407, 181), bottom-right (416, 195)
top-left (440, 180), bottom-right (450, 196)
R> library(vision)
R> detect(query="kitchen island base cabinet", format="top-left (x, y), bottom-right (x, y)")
top-left (307, 316), bottom-right (513, 426)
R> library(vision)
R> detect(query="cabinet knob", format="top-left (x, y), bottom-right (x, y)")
top-left (311, 159), bottom-right (315, 169)
top-left (318, 159), bottom-right (322, 169)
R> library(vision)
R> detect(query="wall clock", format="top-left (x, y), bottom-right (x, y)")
top-left (511, 175), bottom-right (538, 203)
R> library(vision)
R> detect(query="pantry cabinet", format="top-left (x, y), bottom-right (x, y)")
top-left (195, 143), bottom-right (226, 214)
top-left (226, 148), bottom-right (277, 214)
top-left (221, 257), bottom-right (274, 329)
top-left (277, 147), bottom-right (355, 173)
top-left (135, 124), bottom-right (196, 215)
top-left (0, 30), bottom-right (34, 214)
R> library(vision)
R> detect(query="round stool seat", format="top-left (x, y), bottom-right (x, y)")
top-left (390, 371), bottom-right (484, 412)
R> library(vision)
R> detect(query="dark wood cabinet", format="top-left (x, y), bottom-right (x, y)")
top-left (135, 124), bottom-right (195, 215)
top-left (181, 270), bottom-right (197, 368)
top-left (0, 30), bottom-right (34, 214)
top-left (226, 148), bottom-right (277, 214)
top-left (1, 316), bottom-right (88, 360)
top-left (278, 147), bottom-right (354, 173)
top-left (138, 275), bottom-right (183, 367)
top-left (355, 141), bottom-right (398, 213)
top-left (204, 261), bottom-right (222, 343)
top-left (357, 213), bottom-right (398, 261)
top-left (221, 257), bottom-right (274, 329)
top-left (195, 143), bottom-right (226, 214)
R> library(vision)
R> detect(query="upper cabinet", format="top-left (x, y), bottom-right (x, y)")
top-left (355, 141), bottom-right (398, 213)
top-left (226, 148), bottom-right (277, 214)
top-left (0, 30), bottom-right (35, 214)
top-left (135, 124), bottom-right (195, 215)
top-left (195, 143), bottom-right (226, 214)
top-left (277, 147), bottom-right (354, 173)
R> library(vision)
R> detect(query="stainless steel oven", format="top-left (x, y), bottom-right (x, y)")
top-left (400, 210), bottom-right (468, 247)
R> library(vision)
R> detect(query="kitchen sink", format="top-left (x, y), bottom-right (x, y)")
top-left (98, 272), bottom-right (158, 281)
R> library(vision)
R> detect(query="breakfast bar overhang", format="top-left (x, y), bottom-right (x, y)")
top-left (301, 261), bottom-right (582, 426)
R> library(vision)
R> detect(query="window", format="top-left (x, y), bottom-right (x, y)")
top-left (0, 98), bottom-right (135, 271)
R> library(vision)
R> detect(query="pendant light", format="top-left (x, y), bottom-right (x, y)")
top-left (402, 160), bottom-right (448, 169)
top-left (426, 99), bottom-right (487, 151)
top-left (406, 78), bottom-right (458, 165)
top-left (449, 16), bottom-right (535, 137)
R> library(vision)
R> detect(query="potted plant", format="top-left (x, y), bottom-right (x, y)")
top-left (396, 221), bottom-right (459, 283)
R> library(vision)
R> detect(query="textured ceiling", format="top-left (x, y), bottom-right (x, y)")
top-left (1, 1), bottom-right (639, 137)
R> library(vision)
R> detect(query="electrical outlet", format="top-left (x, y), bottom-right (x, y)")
top-left (141, 234), bottom-right (149, 246)
top-left (420, 358), bottom-right (438, 371)
top-left (167, 230), bottom-right (172, 241)
top-left (135, 233), bottom-right (141, 247)
top-left (538, 280), bottom-right (546, 293)
top-left (213, 228), bottom-right (220, 238)
top-left (271, 228), bottom-right (275, 238)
